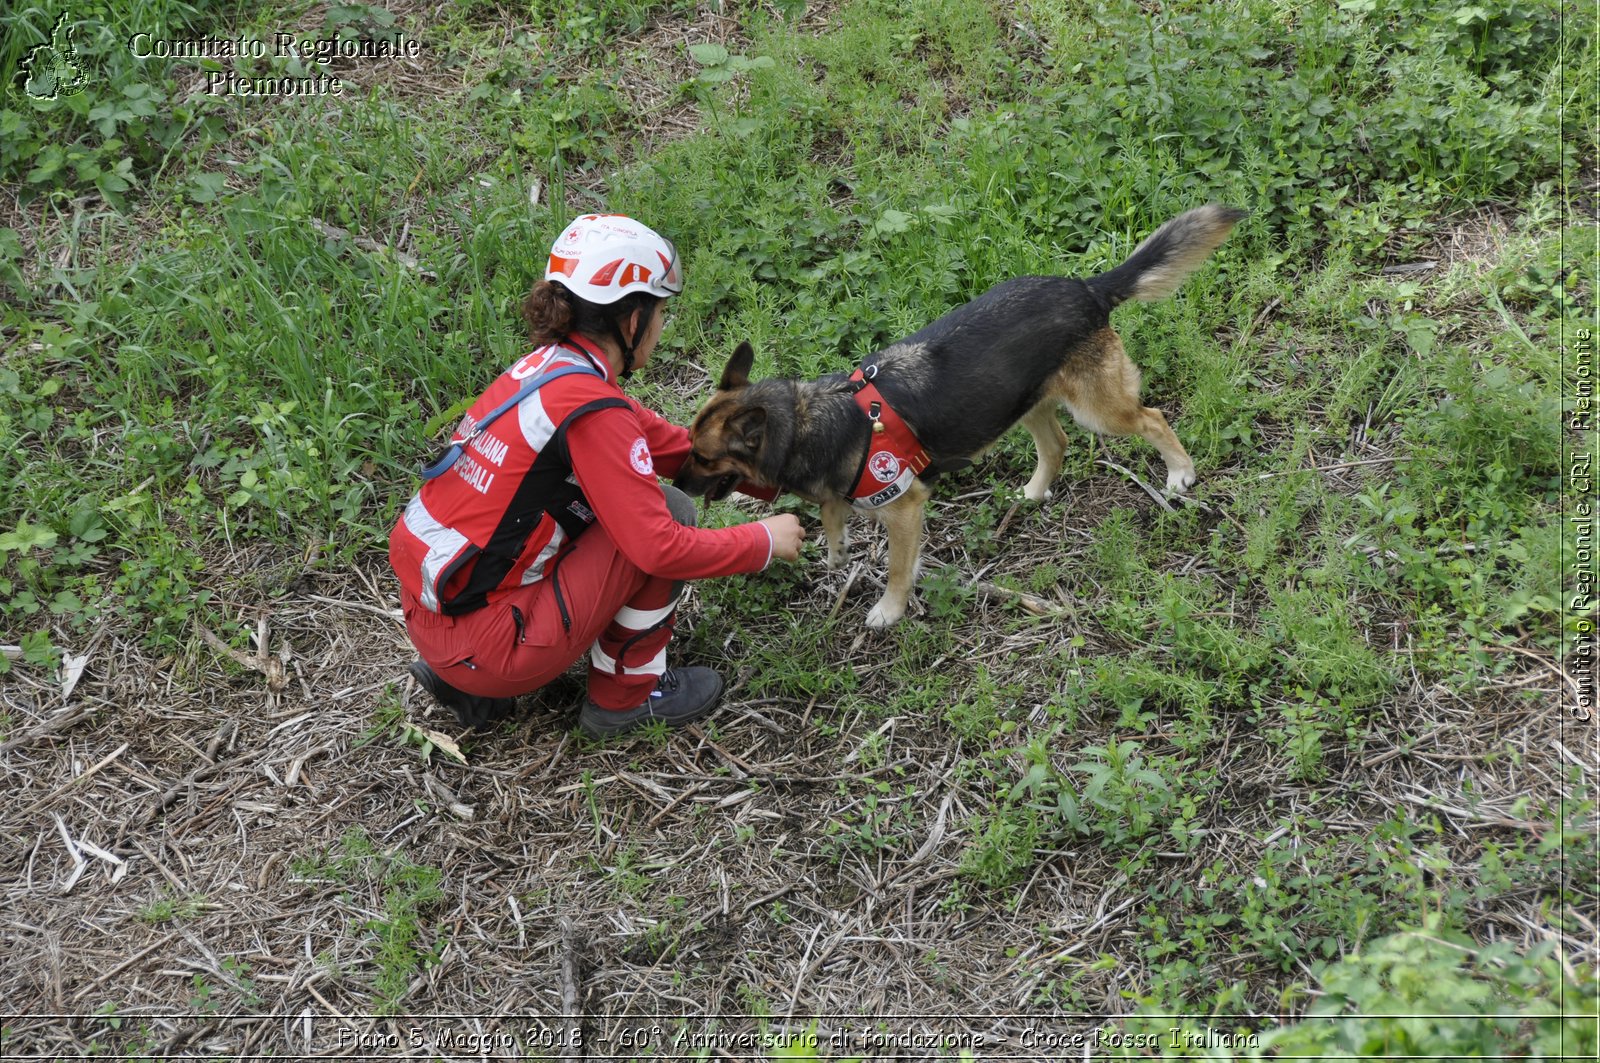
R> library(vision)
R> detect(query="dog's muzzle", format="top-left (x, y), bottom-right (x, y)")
top-left (672, 469), bottom-right (740, 502)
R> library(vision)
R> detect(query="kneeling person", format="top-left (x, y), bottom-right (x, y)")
top-left (389, 215), bottom-right (805, 737)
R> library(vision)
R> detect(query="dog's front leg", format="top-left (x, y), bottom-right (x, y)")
top-left (865, 483), bottom-right (929, 629)
top-left (820, 497), bottom-right (851, 569)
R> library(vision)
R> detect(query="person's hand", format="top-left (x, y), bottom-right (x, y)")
top-left (759, 514), bottom-right (806, 562)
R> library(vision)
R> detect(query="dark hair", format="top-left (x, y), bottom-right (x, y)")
top-left (521, 280), bottom-right (661, 348)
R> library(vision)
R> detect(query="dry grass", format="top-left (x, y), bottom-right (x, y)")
top-left (2, 453), bottom-right (1589, 1056)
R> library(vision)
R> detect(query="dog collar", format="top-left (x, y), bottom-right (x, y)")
top-left (846, 361), bottom-right (931, 510)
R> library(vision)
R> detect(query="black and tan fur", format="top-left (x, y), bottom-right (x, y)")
top-left (675, 205), bottom-right (1246, 628)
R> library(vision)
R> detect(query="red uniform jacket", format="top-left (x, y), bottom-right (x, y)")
top-left (390, 337), bottom-right (771, 615)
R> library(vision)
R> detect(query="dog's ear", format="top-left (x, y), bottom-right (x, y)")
top-left (719, 341), bottom-right (755, 391)
top-left (726, 406), bottom-right (767, 458)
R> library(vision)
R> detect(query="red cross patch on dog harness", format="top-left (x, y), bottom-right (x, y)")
top-left (847, 365), bottom-right (931, 511)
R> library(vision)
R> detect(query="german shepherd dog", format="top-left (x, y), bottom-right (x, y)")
top-left (674, 205), bottom-right (1245, 628)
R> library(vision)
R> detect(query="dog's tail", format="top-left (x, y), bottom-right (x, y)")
top-left (1087, 204), bottom-right (1246, 309)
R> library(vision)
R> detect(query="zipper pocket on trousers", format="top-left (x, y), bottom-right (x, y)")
top-left (549, 555), bottom-right (572, 634)
top-left (511, 605), bottom-right (527, 644)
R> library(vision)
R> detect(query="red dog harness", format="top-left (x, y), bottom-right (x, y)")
top-left (846, 363), bottom-right (932, 511)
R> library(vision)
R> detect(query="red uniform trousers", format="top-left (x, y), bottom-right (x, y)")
top-left (401, 494), bottom-right (693, 712)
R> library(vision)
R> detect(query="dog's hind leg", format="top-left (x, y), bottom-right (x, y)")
top-left (1062, 330), bottom-right (1197, 494)
top-left (866, 480), bottom-right (930, 629)
top-left (1020, 399), bottom-right (1069, 502)
top-left (820, 497), bottom-right (851, 569)
top-left (1134, 405), bottom-right (1195, 494)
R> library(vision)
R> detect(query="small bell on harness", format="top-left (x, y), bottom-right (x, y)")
top-left (873, 421), bottom-right (886, 434)
top-left (869, 399), bottom-right (886, 434)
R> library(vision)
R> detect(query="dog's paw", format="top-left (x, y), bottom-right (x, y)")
top-left (865, 598), bottom-right (906, 629)
top-left (1023, 481), bottom-right (1054, 503)
top-left (826, 541), bottom-right (848, 569)
top-left (1165, 465), bottom-right (1196, 494)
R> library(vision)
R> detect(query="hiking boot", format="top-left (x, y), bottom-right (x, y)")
top-left (578, 667), bottom-right (724, 738)
top-left (408, 660), bottom-right (518, 731)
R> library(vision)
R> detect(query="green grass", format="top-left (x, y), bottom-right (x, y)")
top-left (1, 0), bottom-right (1594, 1047)
top-left (290, 829), bottom-right (445, 1014)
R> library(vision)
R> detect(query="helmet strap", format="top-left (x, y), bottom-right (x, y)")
top-left (613, 318), bottom-right (637, 381)
top-left (613, 303), bottom-right (654, 381)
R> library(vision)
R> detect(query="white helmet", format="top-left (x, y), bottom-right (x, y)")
top-left (545, 214), bottom-right (683, 304)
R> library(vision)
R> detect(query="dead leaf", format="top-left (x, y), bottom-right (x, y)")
top-left (60, 651), bottom-right (89, 701)
top-left (418, 727), bottom-right (467, 765)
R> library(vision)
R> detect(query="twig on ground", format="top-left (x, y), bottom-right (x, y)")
top-left (971, 579), bottom-right (1072, 619)
top-left (52, 814), bottom-right (86, 894)
top-left (18, 742), bottom-right (128, 819)
top-left (824, 562), bottom-right (863, 625)
top-left (992, 500), bottom-right (1022, 541)
top-left (1380, 260), bottom-right (1438, 274)
top-left (1095, 458), bottom-right (1175, 511)
top-left (125, 753), bottom-right (253, 836)
top-left (1254, 455), bottom-right (1399, 479)
top-left (306, 594), bottom-right (404, 623)
top-left (0, 702), bottom-right (97, 755)
top-left (196, 620), bottom-right (288, 693)
top-left (559, 917), bottom-right (584, 1061)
